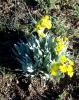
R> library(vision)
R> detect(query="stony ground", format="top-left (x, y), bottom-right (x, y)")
top-left (0, 0), bottom-right (79, 100)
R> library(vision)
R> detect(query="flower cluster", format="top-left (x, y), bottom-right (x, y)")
top-left (50, 55), bottom-right (74, 77)
top-left (55, 37), bottom-right (68, 54)
top-left (33, 15), bottom-right (74, 78)
top-left (35, 15), bottom-right (52, 38)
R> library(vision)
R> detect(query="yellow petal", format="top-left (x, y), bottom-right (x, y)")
top-left (64, 37), bottom-right (68, 41)
top-left (56, 37), bottom-right (62, 42)
top-left (51, 62), bottom-right (59, 70)
top-left (60, 55), bottom-right (67, 64)
top-left (55, 44), bottom-right (64, 54)
top-left (59, 64), bottom-right (67, 73)
top-left (67, 65), bottom-right (73, 72)
top-left (68, 71), bottom-right (74, 77)
top-left (46, 20), bottom-right (52, 29)
top-left (43, 15), bottom-right (50, 20)
top-left (67, 65), bottom-right (74, 77)
top-left (50, 62), bottom-right (60, 76)
top-left (37, 30), bottom-right (45, 38)
top-left (40, 19), bottom-right (52, 29)
top-left (67, 59), bottom-right (74, 66)
top-left (50, 68), bottom-right (57, 76)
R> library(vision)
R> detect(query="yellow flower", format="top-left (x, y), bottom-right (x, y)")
top-left (50, 68), bottom-right (57, 76)
top-left (55, 37), bottom-right (65, 54)
top-left (37, 30), bottom-right (45, 38)
top-left (34, 15), bottom-right (52, 38)
top-left (55, 37), bottom-right (62, 42)
top-left (50, 62), bottom-right (59, 76)
top-left (67, 58), bottom-right (74, 66)
top-left (55, 37), bottom-right (68, 54)
top-left (67, 65), bottom-right (73, 72)
top-left (60, 55), bottom-right (67, 64)
top-left (50, 57), bottom-right (74, 77)
top-left (50, 54), bottom-right (74, 77)
top-left (39, 15), bottom-right (52, 29)
top-left (59, 64), bottom-right (74, 77)
top-left (64, 37), bottom-right (68, 41)
top-left (59, 64), bottom-right (67, 73)
top-left (35, 23), bottom-right (43, 30)
top-left (42, 15), bottom-right (50, 20)
top-left (68, 71), bottom-right (74, 78)
top-left (47, 20), bottom-right (52, 29)
top-left (56, 37), bottom-right (68, 42)
top-left (40, 19), bottom-right (52, 29)
top-left (55, 43), bottom-right (64, 54)
top-left (35, 15), bottom-right (52, 30)
top-left (60, 55), bottom-right (74, 77)
top-left (67, 65), bottom-right (74, 77)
